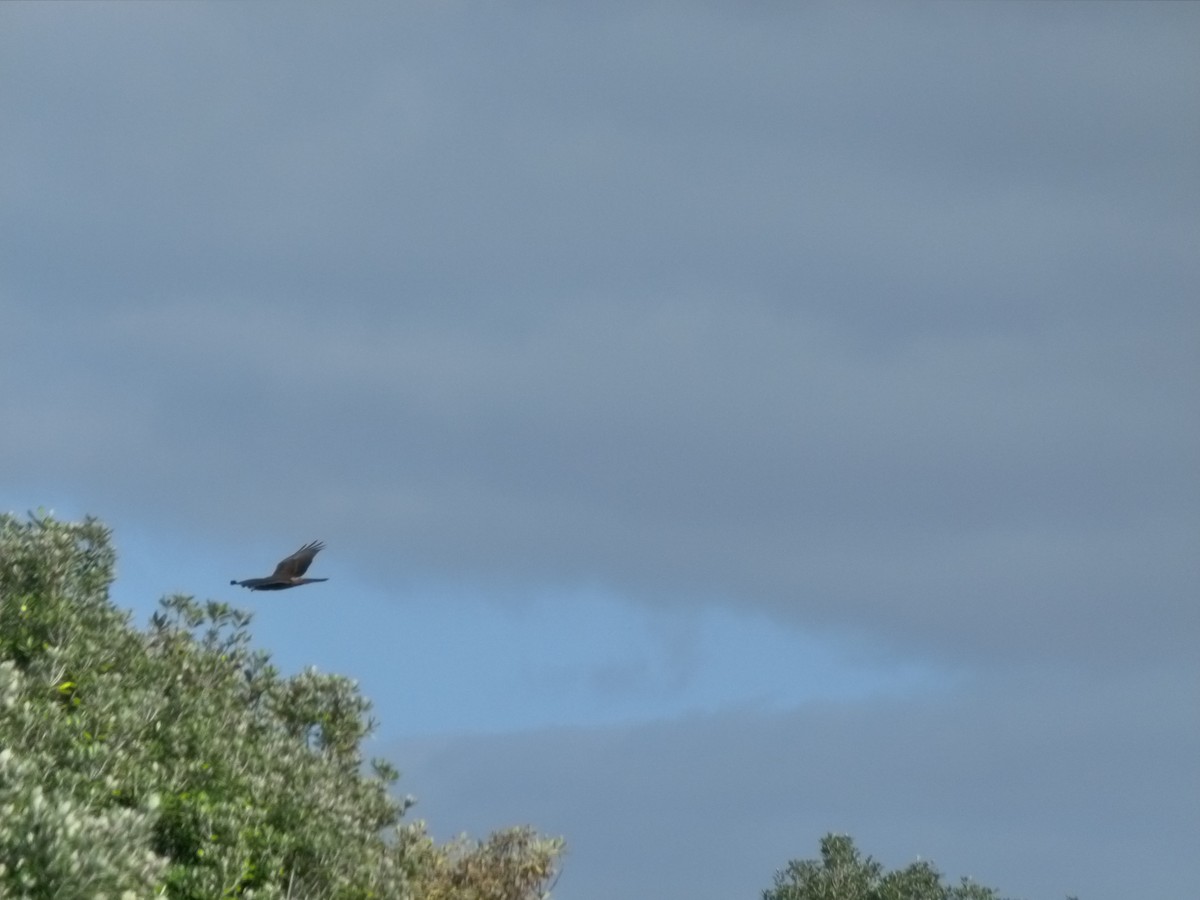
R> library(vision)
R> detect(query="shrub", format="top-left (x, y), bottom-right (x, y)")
top-left (0, 511), bottom-right (563, 899)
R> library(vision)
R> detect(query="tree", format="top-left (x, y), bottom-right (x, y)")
top-left (764, 834), bottom-right (1009, 900)
top-left (0, 511), bottom-right (563, 899)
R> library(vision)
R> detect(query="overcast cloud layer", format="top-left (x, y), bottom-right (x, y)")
top-left (2, 4), bottom-right (1198, 899)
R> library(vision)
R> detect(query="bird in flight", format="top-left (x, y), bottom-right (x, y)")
top-left (231, 541), bottom-right (328, 591)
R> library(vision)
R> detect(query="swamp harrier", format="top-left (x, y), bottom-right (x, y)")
top-left (231, 540), bottom-right (328, 591)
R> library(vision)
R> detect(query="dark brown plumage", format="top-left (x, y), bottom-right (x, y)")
top-left (231, 541), bottom-right (328, 591)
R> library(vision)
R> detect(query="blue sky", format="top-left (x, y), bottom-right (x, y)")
top-left (2, 3), bottom-right (1198, 899)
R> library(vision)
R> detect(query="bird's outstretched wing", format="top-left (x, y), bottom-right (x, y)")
top-left (270, 540), bottom-right (325, 580)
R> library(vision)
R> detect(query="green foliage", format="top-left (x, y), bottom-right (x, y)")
top-left (0, 512), bottom-right (563, 899)
top-left (764, 834), bottom-right (1008, 900)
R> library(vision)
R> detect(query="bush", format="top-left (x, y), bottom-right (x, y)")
top-left (0, 511), bottom-right (563, 899)
top-left (763, 834), bottom-right (1009, 900)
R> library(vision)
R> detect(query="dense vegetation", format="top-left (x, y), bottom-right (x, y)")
top-left (0, 512), bottom-right (562, 899)
top-left (764, 834), bottom-right (1014, 900)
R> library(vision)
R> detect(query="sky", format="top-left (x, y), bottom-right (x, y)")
top-left (1, 2), bottom-right (1198, 898)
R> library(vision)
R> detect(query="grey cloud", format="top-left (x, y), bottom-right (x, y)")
top-left (6, 289), bottom-right (1194, 667)
top-left (6, 5), bottom-right (1196, 316)
top-left (391, 664), bottom-right (1198, 900)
